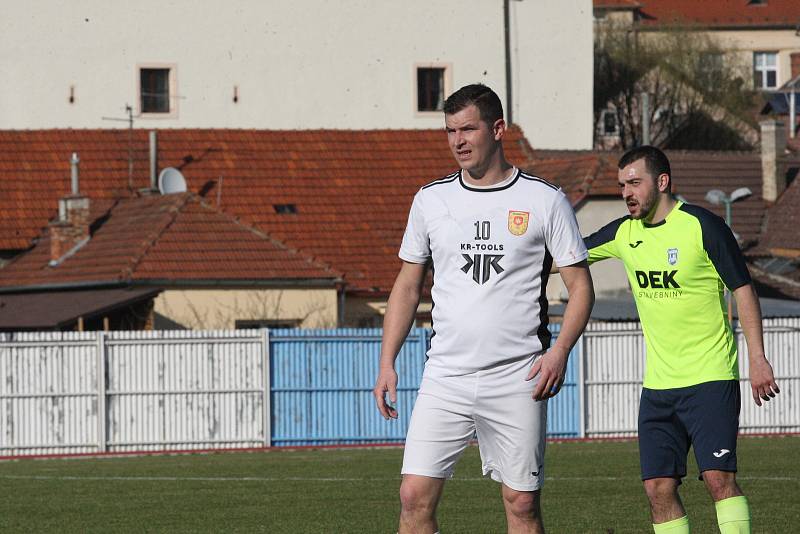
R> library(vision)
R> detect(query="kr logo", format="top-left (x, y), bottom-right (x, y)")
top-left (713, 449), bottom-right (731, 458)
top-left (461, 254), bottom-right (504, 284)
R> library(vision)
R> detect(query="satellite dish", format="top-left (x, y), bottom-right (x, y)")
top-left (158, 167), bottom-right (187, 194)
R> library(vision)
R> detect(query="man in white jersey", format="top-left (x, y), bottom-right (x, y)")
top-left (373, 84), bottom-right (594, 534)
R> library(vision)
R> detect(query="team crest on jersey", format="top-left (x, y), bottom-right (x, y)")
top-left (508, 210), bottom-right (529, 236)
top-left (667, 248), bottom-right (678, 265)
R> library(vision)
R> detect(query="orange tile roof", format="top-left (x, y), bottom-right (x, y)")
top-left (0, 128), bottom-right (535, 293)
top-left (0, 192), bottom-right (339, 290)
top-left (594, 0), bottom-right (800, 28)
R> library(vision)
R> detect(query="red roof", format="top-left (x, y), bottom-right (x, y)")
top-left (0, 129), bottom-right (535, 294)
top-left (600, 0), bottom-right (800, 28)
top-left (0, 192), bottom-right (339, 290)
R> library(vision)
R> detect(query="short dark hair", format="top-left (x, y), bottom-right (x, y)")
top-left (443, 84), bottom-right (504, 125)
top-left (618, 145), bottom-right (671, 184)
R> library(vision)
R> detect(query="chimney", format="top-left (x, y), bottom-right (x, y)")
top-left (760, 120), bottom-right (787, 202)
top-left (49, 153), bottom-right (91, 265)
top-left (149, 130), bottom-right (158, 190)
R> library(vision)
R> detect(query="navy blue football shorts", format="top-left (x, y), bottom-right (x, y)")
top-left (638, 380), bottom-right (740, 481)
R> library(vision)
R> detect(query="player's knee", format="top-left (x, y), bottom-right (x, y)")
top-left (643, 478), bottom-right (678, 503)
top-left (503, 489), bottom-right (541, 520)
top-left (399, 480), bottom-right (437, 516)
top-left (702, 471), bottom-right (740, 501)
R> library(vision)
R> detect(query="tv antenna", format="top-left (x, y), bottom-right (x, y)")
top-left (102, 104), bottom-right (135, 190)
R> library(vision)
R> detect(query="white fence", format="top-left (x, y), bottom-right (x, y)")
top-left (0, 320), bottom-right (798, 456)
top-left (0, 330), bottom-right (269, 456)
top-left (581, 318), bottom-right (800, 437)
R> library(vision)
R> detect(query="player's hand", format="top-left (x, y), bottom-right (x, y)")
top-left (749, 356), bottom-right (780, 407)
top-left (373, 367), bottom-right (399, 419)
top-left (527, 345), bottom-right (569, 401)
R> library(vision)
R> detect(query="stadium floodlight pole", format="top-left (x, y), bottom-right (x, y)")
top-left (704, 187), bottom-right (753, 324)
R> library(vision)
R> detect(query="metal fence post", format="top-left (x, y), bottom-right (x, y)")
top-left (261, 328), bottom-right (271, 447)
top-left (96, 331), bottom-right (107, 453)
top-left (578, 333), bottom-right (587, 439)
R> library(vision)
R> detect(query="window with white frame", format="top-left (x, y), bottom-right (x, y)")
top-left (138, 65), bottom-right (177, 115)
top-left (416, 65), bottom-right (449, 113)
top-left (753, 52), bottom-right (778, 90)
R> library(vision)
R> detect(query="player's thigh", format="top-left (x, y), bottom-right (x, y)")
top-left (402, 376), bottom-right (476, 479)
top-left (474, 355), bottom-right (547, 492)
top-left (679, 380), bottom-right (740, 474)
top-left (639, 387), bottom-right (690, 480)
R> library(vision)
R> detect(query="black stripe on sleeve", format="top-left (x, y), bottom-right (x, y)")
top-left (679, 203), bottom-right (752, 290)
top-left (583, 215), bottom-right (629, 251)
top-left (537, 249), bottom-right (553, 350)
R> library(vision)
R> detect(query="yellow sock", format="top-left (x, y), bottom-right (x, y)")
top-left (716, 496), bottom-right (750, 534)
top-left (653, 515), bottom-right (689, 533)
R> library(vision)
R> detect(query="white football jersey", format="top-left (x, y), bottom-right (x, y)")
top-left (399, 168), bottom-right (587, 373)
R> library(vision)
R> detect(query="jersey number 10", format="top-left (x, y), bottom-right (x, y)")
top-left (474, 221), bottom-right (491, 240)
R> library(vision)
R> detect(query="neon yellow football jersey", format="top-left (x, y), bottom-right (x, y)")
top-left (584, 201), bottom-right (752, 389)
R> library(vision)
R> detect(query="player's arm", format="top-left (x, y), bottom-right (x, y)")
top-left (530, 260), bottom-right (594, 400)
top-left (689, 204), bottom-right (780, 406)
top-left (733, 283), bottom-right (780, 406)
top-left (550, 216), bottom-right (626, 274)
top-left (530, 192), bottom-right (595, 399)
top-left (373, 260), bottom-right (428, 420)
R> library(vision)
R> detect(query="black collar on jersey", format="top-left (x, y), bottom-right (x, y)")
top-left (458, 168), bottom-right (520, 192)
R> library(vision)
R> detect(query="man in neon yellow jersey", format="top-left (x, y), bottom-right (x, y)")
top-left (584, 146), bottom-right (779, 534)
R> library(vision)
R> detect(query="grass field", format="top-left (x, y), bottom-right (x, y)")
top-left (0, 436), bottom-right (797, 533)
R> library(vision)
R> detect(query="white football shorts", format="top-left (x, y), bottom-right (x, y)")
top-left (401, 353), bottom-right (548, 492)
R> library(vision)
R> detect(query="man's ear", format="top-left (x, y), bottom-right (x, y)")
top-left (657, 173), bottom-right (671, 193)
top-left (493, 118), bottom-right (507, 140)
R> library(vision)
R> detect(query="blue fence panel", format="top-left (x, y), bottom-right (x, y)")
top-left (546, 325), bottom-right (581, 438)
top-left (269, 328), bottom-right (427, 446)
top-left (269, 327), bottom-right (579, 446)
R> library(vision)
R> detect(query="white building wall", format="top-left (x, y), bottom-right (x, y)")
top-left (0, 0), bottom-right (592, 150)
top-left (513, 0), bottom-right (594, 149)
top-left (547, 198), bottom-right (631, 301)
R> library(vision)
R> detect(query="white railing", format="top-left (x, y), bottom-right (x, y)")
top-left (580, 318), bottom-right (800, 437)
top-left (0, 330), bottom-right (269, 456)
top-left (0, 319), bottom-right (797, 456)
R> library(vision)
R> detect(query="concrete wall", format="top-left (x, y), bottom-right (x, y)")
top-left (153, 288), bottom-right (338, 329)
top-left (0, 0), bottom-right (592, 149)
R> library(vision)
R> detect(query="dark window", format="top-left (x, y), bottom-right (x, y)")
top-left (140, 68), bottom-right (170, 113)
top-left (417, 68), bottom-right (445, 112)
top-left (273, 204), bottom-right (297, 214)
top-left (603, 111), bottom-right (618, 135)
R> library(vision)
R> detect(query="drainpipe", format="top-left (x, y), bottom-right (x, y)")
top-left (504, 0), bottom-right (513, 124)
